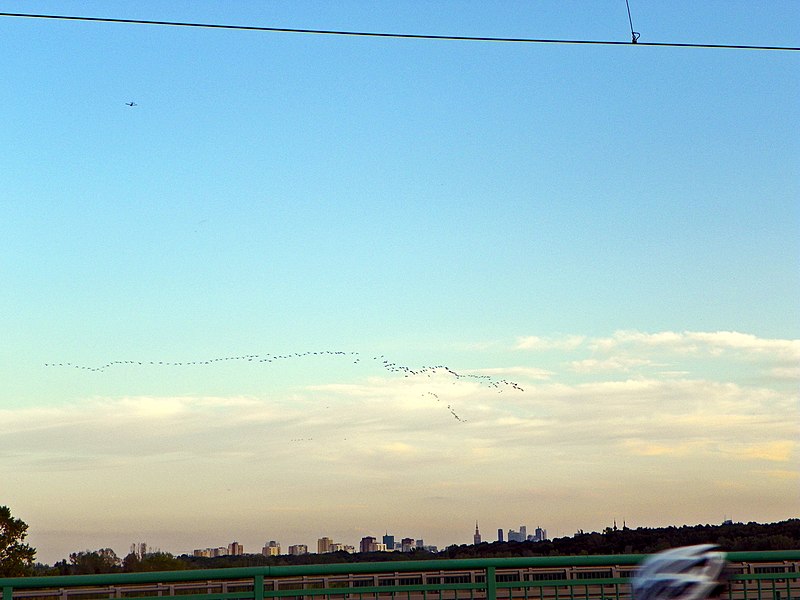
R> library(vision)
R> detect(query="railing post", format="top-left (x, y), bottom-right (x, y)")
top-left (486, 567), bottom-right (497, 600)
top-left (3, 586), bottom-right (13, 600)
top-left (254, 574), bottom-right (265, 600)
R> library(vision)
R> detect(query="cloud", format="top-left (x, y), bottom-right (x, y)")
top-left (758, 469), bottom-right (800, 480)
top-left (515, 335), bottom-right (586, 350)
top-left (621, 439), bottom-right (701, 457)
top-left (768, 366), bottom-right (800, 379)
top-left (722, 441), bottom-right (796, 462)
top-left (511, 330), bottom-right (800, 385)
top-left (589, 330), bottom-right (800, 360)
top-left (3, 356), bottom-right (795, 477)
top-left (569, 357), bottom-right (653, 373)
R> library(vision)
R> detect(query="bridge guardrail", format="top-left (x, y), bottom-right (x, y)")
top-left (3, 552), bottom-right (799, 600)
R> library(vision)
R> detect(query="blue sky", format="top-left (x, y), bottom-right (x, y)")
top-left (1, 1), bottom-right (798, 564)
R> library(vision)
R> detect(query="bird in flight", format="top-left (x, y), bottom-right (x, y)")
top-left (125, 101), bottom-right (137, 107)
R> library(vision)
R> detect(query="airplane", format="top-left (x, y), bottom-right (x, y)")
top-left (125, 101), bottom-right (137, 107)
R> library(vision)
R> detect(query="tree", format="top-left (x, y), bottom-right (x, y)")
top-left (69, 548), bottom-right (120, 574)
top-left (0, 505), bottom-right (36, 577)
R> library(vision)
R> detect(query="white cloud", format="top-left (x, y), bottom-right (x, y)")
top-left (511, 330), bottom-right (800, 385)
top-left (589, 330), bottom-right (800, 361)
top-left (770, 365), bottom-right (800, 379)
top-left (569, 357), bottom-right (653, 373)
top-left (515, 335), bottom-right (586, 350)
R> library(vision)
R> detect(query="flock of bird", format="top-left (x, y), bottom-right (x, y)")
top-left (423, 391), bottom-right (465, 422)
top-left (45, 350), bottom-right (524, 423)
top-left (44, 351), bottom-right (523, 390)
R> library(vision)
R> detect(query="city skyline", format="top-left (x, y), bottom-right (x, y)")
top-left (43, 517), bottom-right (780, 565)
top-left (1, 0), bottom-right (797, 568)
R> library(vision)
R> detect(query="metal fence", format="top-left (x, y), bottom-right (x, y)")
top-left (3, 552), bottom-right (799, 600)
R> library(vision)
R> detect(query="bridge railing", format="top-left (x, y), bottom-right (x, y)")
top-left (3, 552), bottom-right (799, 600)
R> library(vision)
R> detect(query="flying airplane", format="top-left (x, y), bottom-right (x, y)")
top-left (125, 101), bottom-right (137, 107)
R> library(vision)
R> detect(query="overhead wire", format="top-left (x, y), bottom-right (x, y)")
top-left (624, 0), bottom-right (640, 44)
top-left (0, 12), bottom-right (798, 51)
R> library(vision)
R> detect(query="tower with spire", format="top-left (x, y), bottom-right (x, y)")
top-left (473, 521), bottom-right (481, 545)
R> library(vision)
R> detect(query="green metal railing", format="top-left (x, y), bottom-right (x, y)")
top-left (2, 552), bottom-right (799, 600)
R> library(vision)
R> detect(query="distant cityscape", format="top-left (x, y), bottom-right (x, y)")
top-left (190, 522), bottom-right (548, 558)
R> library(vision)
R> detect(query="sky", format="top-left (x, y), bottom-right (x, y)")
top-left (0, 1), bottom-right (798, 565)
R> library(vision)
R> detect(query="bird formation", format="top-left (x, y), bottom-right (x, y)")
top-left (43, 350), bottom-right (524, 392)
top-left (423, 391), bottom-right (465, 422)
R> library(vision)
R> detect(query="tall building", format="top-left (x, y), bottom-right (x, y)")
top-left (318, 537), bottom-right (333, 554)
top-left (383, 533), bottom-right (395, 550)
top-left (415, 539), bottom-right (424, 549)
top-left (473, 522), bottom-right (481, 545)
top-left (401, 538), bottom-right (415, 552)
top-left (228, 541), bottom-right (243, 556)
top-left (262, 541), bottom-right (280, 556)
top-left (534, 526), bottom-right (547, 542)
top-left (497, 529), bottom-right (504, 542)
top-left (288, 544), bottom-right (308, 556)
top-left (360, 536), bottom-right (376, 553)
top-left (520, 525), bottom-right (527, 541)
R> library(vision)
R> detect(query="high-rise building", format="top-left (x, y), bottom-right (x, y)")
top-left (360, 536), bottom-right (376, 553)
top-left (262, 541), bottom-right (280, 556)
top-left (288, 544), bottom-right (308, 556)
top-left (383, 533), bottom-right (395, 550)
top-left (415, 539), bottom-right (424, 549)
top-left (497, 529), bottom-right (504, 542)
top-left (318, 537), bottom-right (333, 554)
top-left (473, 522), bottom-right (481, 545)
top-left (228, 542), bottom-right (243, 556)
top-left (520, 526), bottom-right (527, 541)
top-left (401, 538), bottom-right (415, 552)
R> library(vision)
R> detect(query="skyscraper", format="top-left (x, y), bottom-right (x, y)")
top-left (317, 537), bottom-right (333, 554)
top-left (360, 536), bottom-right (376, 553)
top-left (497, 529), bottom-right (504, 542)
top-left (228, 541), bottom-right (243, 556)
top-left (383, 533), bottom-right (395, 550)
top-left (261, 541), bottom-right (280, 556)
top-left (473, 522), bottom-right (481, 545)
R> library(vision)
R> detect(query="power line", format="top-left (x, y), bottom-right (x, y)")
top-left (624, 0), bottom-right (640, 44)
top-left (1, 11), bottom-right (798, 51)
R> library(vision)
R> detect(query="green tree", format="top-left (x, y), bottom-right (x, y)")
top-left (123, 551), bottom-right (186, 572)
top-left (69, 548), bottom-right (120, 574)
top-left (0, 505), bottom-right (36, 577)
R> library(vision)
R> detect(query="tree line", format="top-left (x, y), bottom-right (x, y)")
top-left (445, 519), bottom-right (800, 559)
